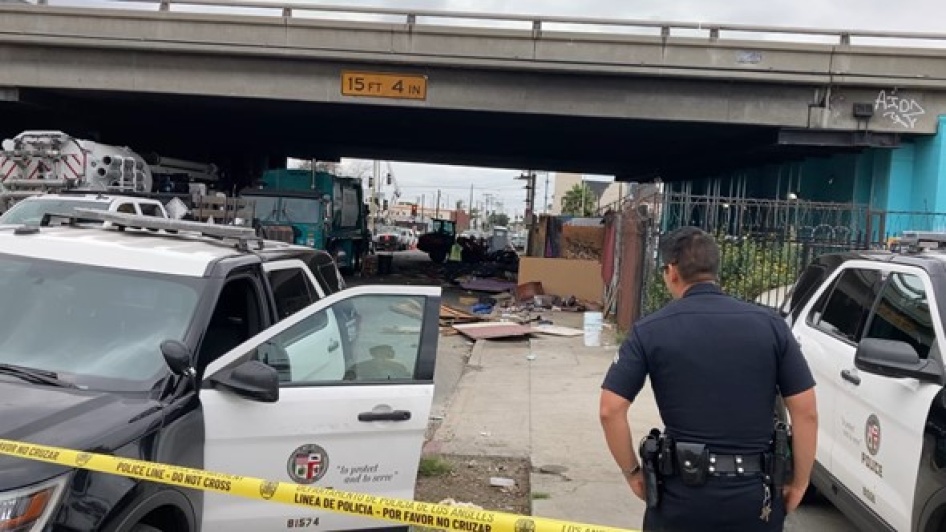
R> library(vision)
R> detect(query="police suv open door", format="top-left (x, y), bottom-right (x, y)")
top-left (199, 285), bottom-right (440, 531)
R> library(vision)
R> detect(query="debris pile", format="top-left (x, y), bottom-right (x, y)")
top-left (441, 280), bottom-right (603, 340)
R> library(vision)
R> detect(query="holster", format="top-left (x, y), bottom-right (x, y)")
top-left (639, 429), bottom-right (662, 509)
top-left (674, 442), bottom-right (709, 487)
top-left (769, 421), bottom-right (794, 488)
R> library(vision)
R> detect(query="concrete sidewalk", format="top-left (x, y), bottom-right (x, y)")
top-left (424, 317), bottom-right (855, 531)
top-left (426, 322), bottom-right (652, 530)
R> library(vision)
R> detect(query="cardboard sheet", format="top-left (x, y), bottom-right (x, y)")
top-left (452, 322), bottom-right (534, 340)
top-left (517, 257), bottom-right (603, 303)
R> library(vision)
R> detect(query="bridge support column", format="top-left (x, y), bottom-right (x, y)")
top-left (909, 116), bottom-right (946, 213)
top-left (870, 146), bottom-right (914, 213)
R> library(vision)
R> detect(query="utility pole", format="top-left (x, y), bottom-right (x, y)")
top-left (435, 189), bottom-right (441, 218)
top-left (483, 193), bottom-right (495, 229)
top-left (544, 172), bottom-right (550, 214)
top-left (372, 160), bottom-right (381, 228)
top-left (580, 177), bottom-right (586, 216)
top-left (517, 170), bottom-right (537, 253)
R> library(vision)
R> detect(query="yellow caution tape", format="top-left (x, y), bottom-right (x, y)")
top-left (0, 438), bottom-right (638, 532)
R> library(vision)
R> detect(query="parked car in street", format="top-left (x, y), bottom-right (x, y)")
top-left (398, 227), bottom-right (417, 250)
top-left (372, 225), bottom-right (402, 252)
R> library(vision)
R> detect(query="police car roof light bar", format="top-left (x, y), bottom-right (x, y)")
top-left (899, 230), bottom-right (946, 253)
top-left (72, 208), bottom-right (264, 251)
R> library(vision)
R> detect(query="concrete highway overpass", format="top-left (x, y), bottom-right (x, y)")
top-left (3, 1), bottom-right (946, 187)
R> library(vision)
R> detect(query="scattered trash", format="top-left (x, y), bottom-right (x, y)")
top-left (489, 477), bottom-right (516, 488)
top-left (470, 303), bottom-right (494, 315)
top-left (440, 305), bottom-right (482, 326)
top-left (515, 281), bottom-right (544, 301)
top-left (458, 296), bottom-right (480, 306)
top-left (526, 354), bottom-right (536, 361)
top-left (583, 311), bottom-right (604, 347)
top-left (538, 464), bottom-right (569, 475)
top-left (437, 498), bottom-right (483, 509)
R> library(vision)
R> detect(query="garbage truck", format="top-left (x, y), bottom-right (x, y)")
top-left (241, 168), bottom-right (369, 272)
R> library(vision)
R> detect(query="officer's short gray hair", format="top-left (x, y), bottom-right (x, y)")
top-left (658, 226), bottom-right (719, 283)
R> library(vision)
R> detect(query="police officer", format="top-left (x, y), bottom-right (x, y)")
top-left (599, 226), bottom-right (818, 531)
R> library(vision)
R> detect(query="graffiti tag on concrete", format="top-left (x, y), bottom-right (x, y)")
top-left (874, 90), bottom-right (926, 129)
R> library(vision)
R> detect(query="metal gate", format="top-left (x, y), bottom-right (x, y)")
top-left (612, 190), bottom-right (946, 330)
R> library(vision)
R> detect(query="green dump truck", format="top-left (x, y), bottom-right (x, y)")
top-left (241, 168), bottom-right (368, 272)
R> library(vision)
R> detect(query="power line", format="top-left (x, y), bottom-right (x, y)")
top-left (396, 184), bottom-right (525, 190)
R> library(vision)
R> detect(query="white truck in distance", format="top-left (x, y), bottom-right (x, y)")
top-left (0, 130), bottom-right (221, 215)
top-left (0, 130), bottom-right (152, 211)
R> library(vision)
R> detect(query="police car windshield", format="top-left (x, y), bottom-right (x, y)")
top-left (0, 199), bottom-right (109, 226)
top-left (0, 253), bottom-right (204, 392)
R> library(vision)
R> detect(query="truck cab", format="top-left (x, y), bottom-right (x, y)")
top-left (242, 169), bottom-right (368, 273)
top-left (242, 188), bottom-right (327, 247)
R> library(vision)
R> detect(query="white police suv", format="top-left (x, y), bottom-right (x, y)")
top-left (0, 211), bottom-right (440, 532)
top-left (783, 232), bottom-right (946, 532)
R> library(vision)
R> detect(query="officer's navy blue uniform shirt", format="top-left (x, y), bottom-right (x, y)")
top-left (602, 283), bottom-right (815, 454)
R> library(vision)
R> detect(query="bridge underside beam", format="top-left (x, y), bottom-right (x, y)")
top-left (777, 128), bottom-right (900, 148)
top-left (0, 88), bottom-right (914, 187)
top-left (1, 35), bottom-right (942, 137)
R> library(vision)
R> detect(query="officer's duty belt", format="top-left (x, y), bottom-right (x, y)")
top-left (656, 445), bottom-right (769, 478)
top-left (706, 453), bottom-right (765, 476)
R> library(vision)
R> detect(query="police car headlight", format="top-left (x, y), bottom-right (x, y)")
top-left (0, 474), bottom-right (68, 531)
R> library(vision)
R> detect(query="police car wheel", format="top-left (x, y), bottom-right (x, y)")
top-left (923, 508), bottom-right (946, 532)
top-left (130, 524), bottom-right (162, 532)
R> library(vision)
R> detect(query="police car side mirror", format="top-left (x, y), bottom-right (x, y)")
top-left (208, 360), bottom-right (280, 403)
top-left (854, 338), bottom-right (945, 384)
top-left (161, 340), bottom-right (195, 378)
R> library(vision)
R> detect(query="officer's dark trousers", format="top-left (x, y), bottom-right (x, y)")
top-left (643, 475), bottom-right (786, 532)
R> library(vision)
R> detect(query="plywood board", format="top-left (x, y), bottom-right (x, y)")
top-left (439, 305), bottom-right (482, 327)
top-left (517, 257), bottom-right (603, 303)
top-left (531, 325), bottom-right (585, 337)
top-left (452, 322), bottom-right (534, 339)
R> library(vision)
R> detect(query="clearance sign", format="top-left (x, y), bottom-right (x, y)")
top-left (0, 439), bottom-right (637, 532)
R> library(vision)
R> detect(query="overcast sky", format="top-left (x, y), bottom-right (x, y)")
top-left (43, 0), bottom-right (946, 215)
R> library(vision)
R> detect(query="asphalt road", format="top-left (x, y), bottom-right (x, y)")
top-left (786, 493), bottom-right (859, 531)
top-left (347, 250), bottom-right (860, 530)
